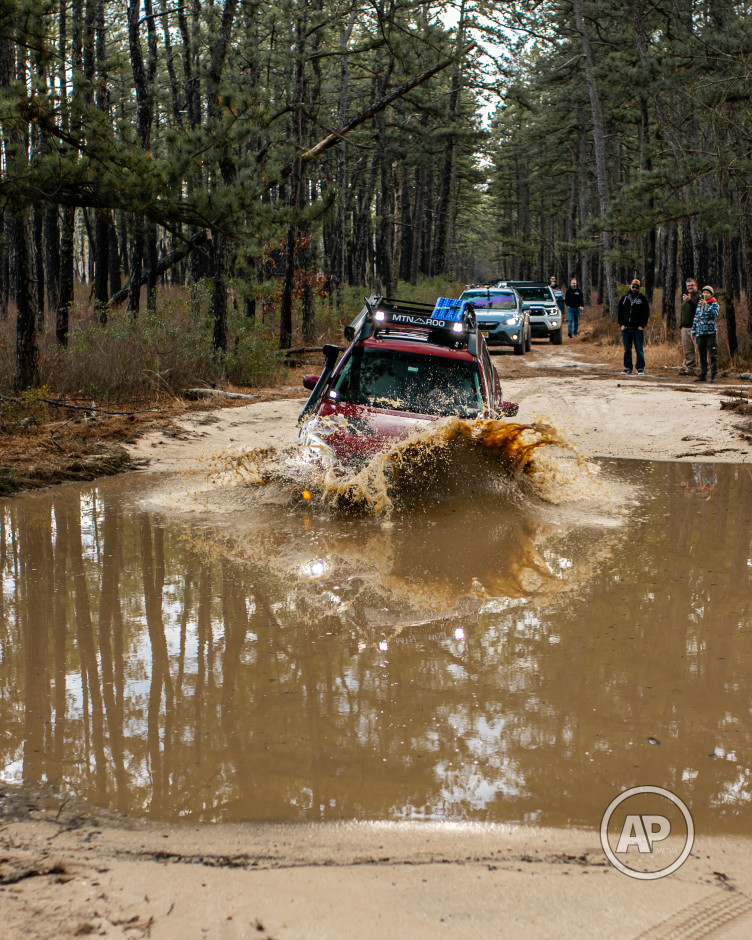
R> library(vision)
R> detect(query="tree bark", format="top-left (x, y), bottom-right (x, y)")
top-left (572, 0), bottom-right (617, 317)
top-left (722, 232), bottom-right (738, 358)
top-left (661, 225), bottom-right (678, 333)
top-left (58, 208), bottom-right (75, 345)
top-left (212, 231), bottom-right (228, 353)
top-left (94, 211), bottom-right (109, 320)
top-left (45, 207), bottom-right (60, 320)
top-left (14, 212), bottom-right (40, 389)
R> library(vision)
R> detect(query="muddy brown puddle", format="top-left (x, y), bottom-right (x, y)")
top-left (1, 460), bottom-right (751, 834)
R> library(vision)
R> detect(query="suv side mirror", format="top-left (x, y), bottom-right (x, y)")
top-left (302, 374), bottom-right (320, 391)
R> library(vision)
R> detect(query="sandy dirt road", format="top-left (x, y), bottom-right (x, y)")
top-left (4, 795), bottom-right (752, 940)
top-left (127, 345), bottom-right (752, 470)
top-left (3, 342), bottom-right (752, 938)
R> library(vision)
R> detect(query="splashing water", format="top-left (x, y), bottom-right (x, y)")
top-left (202, 416), bottom-right (600, 514)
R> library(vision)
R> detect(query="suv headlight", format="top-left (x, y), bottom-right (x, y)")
top-left (298, 420), bottom-right (336, 467)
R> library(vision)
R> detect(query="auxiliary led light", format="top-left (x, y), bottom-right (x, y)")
top-left (512, 334), bottom-right (519, 340)
top-left (374, 310), bottom-right (385, 321)
top-left (452, 322), bottom-right (463, 332)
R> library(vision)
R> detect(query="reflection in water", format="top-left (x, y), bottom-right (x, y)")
top-left (1, 462), bottom-right (752, 833)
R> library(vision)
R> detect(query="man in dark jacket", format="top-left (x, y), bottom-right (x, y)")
top-left (564, 277), bottom-right (585, 337)
top-left (617, 278), bottom-right (650, 374)
top-left (680, 278), bottom-right (700, 375)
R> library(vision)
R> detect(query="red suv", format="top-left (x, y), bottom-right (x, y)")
top-left (297, 295), bottom-right (518, 470)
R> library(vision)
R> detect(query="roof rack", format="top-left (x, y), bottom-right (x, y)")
top-left (345, 294), bottom-right (478, 353)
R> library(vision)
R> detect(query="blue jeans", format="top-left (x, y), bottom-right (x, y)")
top-left (567, 307), bottom-right (580, 335)
top-left (622, 328), bottom-right (645, 372)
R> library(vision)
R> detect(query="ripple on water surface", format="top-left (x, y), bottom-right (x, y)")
top-left (0, 423), bottom-right (750, 835)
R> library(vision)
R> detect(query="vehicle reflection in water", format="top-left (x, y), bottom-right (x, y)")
top-left (1, 461), bottom-right (751, 834)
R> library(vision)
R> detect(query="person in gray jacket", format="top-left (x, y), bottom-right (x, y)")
top-left (679, 278), bottom-right (700, 375)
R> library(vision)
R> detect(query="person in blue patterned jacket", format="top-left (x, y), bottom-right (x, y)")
top-left (691, 285), bottom-right (720, 383)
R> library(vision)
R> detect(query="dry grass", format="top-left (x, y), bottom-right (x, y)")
top-left (0, 282), bottom-right (288, 398)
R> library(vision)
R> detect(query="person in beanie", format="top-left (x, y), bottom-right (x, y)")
top-left (679, 278), bottom-right (700, 375)
top-left (617, 278), bottom-right (650, 374)
top-left (691, 286), bottom-right (720, 383)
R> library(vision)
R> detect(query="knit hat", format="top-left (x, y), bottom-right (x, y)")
top-left (702, 285), bottom-right (714, 294)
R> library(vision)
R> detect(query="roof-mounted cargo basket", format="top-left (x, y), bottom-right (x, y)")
top-left (345, 295), bottom-right (477, 350)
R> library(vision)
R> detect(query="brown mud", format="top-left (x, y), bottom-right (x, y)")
top-left (0, 385), bottom-right (306, 497)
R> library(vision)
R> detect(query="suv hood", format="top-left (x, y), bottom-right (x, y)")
top-left (309, 401), bottom-right (437, 462)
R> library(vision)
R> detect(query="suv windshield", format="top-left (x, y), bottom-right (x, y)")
top-left (515, 287), bottom-right (553, 302)
top-left (461, 291), bottom-right (517, 311)
top-left (332, 347), bottom-right (483, 417)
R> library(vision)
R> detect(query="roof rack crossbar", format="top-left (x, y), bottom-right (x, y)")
top-left (345, 295), bottom-right (477, 349)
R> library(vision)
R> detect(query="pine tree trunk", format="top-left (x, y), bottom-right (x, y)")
top-left (572, 0), bottom-right (617, 317)
top-left (212, 231), bottom-right (228, 353)
top-left (0, 235), bottom-right (9, 320)
top-left (34, 209), bottom-right (46, 330)
top-left (127, 221), bottom-right (144, 316)
top-left (661, 225), bottom-right (678, 333)
top-left (376, 113), bottom-right (395, 296)
top-left (738, 190), bottom-right (752, 334)
top-left (145, 218), bottom-right (158, 313)
top-left (279, 220), bottom-right (296, 349)
top-left (94, 210), bottom-right (110, 321)
top-left (566, 169), bottom-right (577, 280)
top-left (577, 120), bottom-right (591, 300)
top-left (108, 217), bottom-right (121, 296)
top-left (45, 207), bottom-right (60, 320)
top-left (680, 219), bottom-right (693, 283)
top-left (57, 207), bottom-right (75, 345)
top-left (422, 162), bottom-right (435, 277)
top-left (723, 233), bottom-right (738, 358)
top-left (14, 212), bottom-right (40, 389)
top-left (399, 165), bottom-right (413, 283)
top-left (410, 166), bottom-right (424, 287)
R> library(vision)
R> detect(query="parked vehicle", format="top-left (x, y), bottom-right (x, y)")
top-left (297, 295), bottom-right (518, 472)
top-left (458, 286), bottom-right (531, 355)
top-left (501, 281), bottom-right (563, 345)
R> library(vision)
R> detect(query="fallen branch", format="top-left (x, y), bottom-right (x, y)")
top-left (283, 347), bottom-right (325, 357)
top-left (0, 393), bottom-right (167, 416)
top-left (183, 388), bottom-right (259, 401)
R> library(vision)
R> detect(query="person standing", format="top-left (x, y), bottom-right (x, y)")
top-left (679, 278), bottom-right (700, 375)
top-left (564, 277), bottom-right (585, 338)
top-left (691, 285), bottom-right (720, 383)
top-left (617, 278), bottom-right (650, 374)
top-left (549, 275), bottom-right (566, 320)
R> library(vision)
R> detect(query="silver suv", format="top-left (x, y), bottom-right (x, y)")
top-left (458, 285), bottom-right (531, 356)
top-left (501, 281), bottom-right (563, 345)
